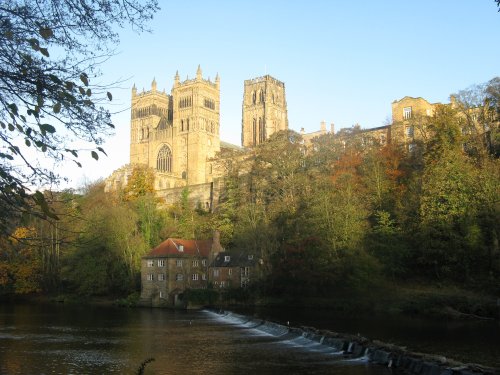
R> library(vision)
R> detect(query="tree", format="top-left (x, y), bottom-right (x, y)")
top-left (0, 0), bottom-right (159, 233)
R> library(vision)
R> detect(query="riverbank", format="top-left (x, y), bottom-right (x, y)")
top-left (227, 282), bottom-right (500, 321)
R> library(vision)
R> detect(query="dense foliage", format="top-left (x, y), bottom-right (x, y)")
top-left (0, 79), bottom-right (498, 301)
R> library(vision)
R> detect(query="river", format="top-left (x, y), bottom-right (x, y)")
top-left (0, 303), bottom-right (498, 374)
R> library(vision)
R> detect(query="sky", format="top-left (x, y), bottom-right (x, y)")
top-left (65, 0), bottom-right (500, 188)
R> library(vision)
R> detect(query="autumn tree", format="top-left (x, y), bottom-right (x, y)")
top-left (0, 0), bottom-right (159, 233)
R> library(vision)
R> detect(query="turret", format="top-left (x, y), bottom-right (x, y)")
top-left (174, 70), bottom-right (180, 88)
top-left (196, 65), bottom-right (202, 81)
top-left (132, 84), bottom-right (137, 97)
top-left (151, 78), bottom-right (157, 93)
top-left (215, 73), bottom-right (220, 89)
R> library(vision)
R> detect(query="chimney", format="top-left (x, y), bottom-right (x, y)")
top-left (330, 122), bottom-right (335, 134)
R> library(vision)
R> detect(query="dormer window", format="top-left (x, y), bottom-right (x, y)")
top-left (179, 245), bottom-right (184, 252)
top-left (248, 255), bottom-right (254, 260)
top-left (224, 255), bottom-right (230, 262)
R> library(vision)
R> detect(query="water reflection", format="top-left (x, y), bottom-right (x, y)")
top-left (0, 304), bottom-right (392, 375)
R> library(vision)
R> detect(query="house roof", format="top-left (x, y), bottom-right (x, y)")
top-left (144, 238), bottom-right (213, 258)
top-left (211, 251), bottom-right (257, 268)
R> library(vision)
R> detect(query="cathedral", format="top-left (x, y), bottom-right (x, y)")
top-left (105, 67), bottom-right (290, 208)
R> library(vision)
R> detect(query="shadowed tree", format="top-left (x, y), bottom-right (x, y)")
top-left (0, 0), bottom-right (159, 233)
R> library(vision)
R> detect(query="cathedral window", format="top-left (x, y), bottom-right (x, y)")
top-left (259, 90), bottom-right (264, 103)
top-left (157, 145), bottom-right (172, 172)
top-left (252, 91), bottom-right (256, 104)
top-left (403, 107), bottom-right (412, 119)
top-left (204, 98), bottom-right (215, 110)
top-left (181, 120), bottom-right (184, 132)
top-left (182, 171), bottom-right (187, 179)
top-left (187, 118), bottom-right (190, 131)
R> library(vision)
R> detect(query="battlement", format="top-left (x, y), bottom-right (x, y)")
top-left (178, 77), bottom-right (217, 88)
top-left (244, 75), bottom-right (285, 88)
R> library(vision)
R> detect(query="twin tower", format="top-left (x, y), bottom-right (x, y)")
top-left (129, 67), bottom-right (288, 190)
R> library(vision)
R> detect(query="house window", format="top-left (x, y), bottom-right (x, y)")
top-left (248, 255), bottom-right (254, 260)
top-left (243, 267), bottom-right (250, 277)
top-left (158, 273), bottom-right (165, 281)
top-left (403, 107), bottom-right (412, 119)
top-left (408, 143), bottom-right (417, 153)
top-left (176, 274), bottom-right (184, 281)
top-left (178, 245), bottom-right (184, 252)
top-left (159, 291), bottom-right (164, 298)
top-left (147, 274), bottom-right (154, 281)
top-left (405, 126), bottom-right (414, 137)
top-left (192, 274), bottom-right (199, 281)
top-left (192, 260), bottom-right (199, 267)
top-left (202, 259), bottom-right (207, 266)
top-left (202, 273), bottom-right (207, 280)
top-left (224, 256), bottom-right (231, 262)
top-left (213, 269), bottom-right (220, 277)
top-left (176, 259), bottom-right (183, 267)
top-left (147, 260), bottom-right (154, 267)
top-left (158, 260), bottom-right (165, 267)
top-left (228, 269), bottom-right (233, 276)
top-left (220, 281), bottom-right (226, 288)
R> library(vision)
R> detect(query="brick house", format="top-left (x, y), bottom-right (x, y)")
top-left (210, 252), bottom-right (257, 289)
top-left (140, 236), bottom-right (222, 307)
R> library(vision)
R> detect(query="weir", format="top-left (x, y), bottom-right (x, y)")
top-left (205, 309), bottom-right (498, 375)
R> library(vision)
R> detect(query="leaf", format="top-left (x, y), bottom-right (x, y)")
top-left (86, 88), bottom-right (91, 97)
top-left (97, 147), bottom-right (108, 156)
top-left (53, 103), bottom-right (61, 113)
top-left (25, 139), bottom-right (31, 147)
top-left (27, 38), bottom-right (40, 51)
top-left (80, 73), bottom-right (89, 86)
top-left (74, 160), bottom-right (82, 168)
top-left (49, 74), bottom-right (62, 84)
top-left (8, 103), bottom-right (18, 115)
top-left (79, 87), bottom-right (86, 95)
top-left (8, 124), bottom-right (14, 131)
top-left (39, 27), bottom-right (54, 40)
top-left (40, 124), bottom-right (56, 133)
top-left (39, 48), bottom-right (49, 57)
top-left (107, 92), bottom-right (113, 101)
top-left (41, 145), bottom-right (47, 152)
top-left (65, 149), bottom-right (78, 158)
top-left (91, 151), bottom-right (99, 160)
top-left (65, 81), bottom-right (75, 90)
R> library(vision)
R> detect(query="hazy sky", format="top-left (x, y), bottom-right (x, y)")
top-left (67, 0), bottom-right (500, 187)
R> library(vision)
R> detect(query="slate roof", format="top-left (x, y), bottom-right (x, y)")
top-left (211, 252), bottom-right (257, 268)
top-left (144, 238), bottom-right (213, 258)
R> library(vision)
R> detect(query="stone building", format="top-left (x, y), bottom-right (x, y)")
top-left (139, 235), bottom-right (223, 307)
top-left (241, 75), bottom-right (288, 147)
top-left (210, 252), bottom-right (257, 289)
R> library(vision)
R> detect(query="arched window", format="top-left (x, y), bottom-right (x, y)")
top-left (157, 145), bottom-right (172, 172)
top-left (182, 171), bottom-right (187, 179)
top-left (252, 91), bottom-right (256, 104)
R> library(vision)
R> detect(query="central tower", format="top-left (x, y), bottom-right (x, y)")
top-left (241, 75), bottom-right (288, 148)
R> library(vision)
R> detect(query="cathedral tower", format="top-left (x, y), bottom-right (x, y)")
top-left (129, 67), bottom-right (220, 189)
top-left (241, 75), bottom-right (288, 148)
